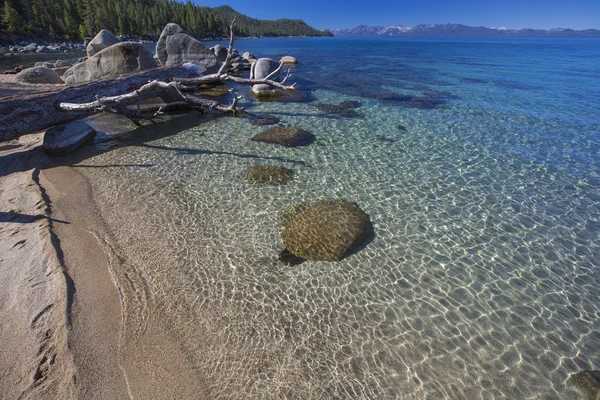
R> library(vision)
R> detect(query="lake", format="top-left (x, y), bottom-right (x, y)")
top-left (73, 36), bottom-right (600, 398)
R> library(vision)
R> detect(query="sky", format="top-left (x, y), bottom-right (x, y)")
top-left (194, 0), bottom-right (600, 30)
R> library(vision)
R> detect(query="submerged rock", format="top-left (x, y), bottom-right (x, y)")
top-left (282, 200), bottom-right (373, 261)
top-left (339, 100), bottom-right (362, 109)
top-left (246, 165), bottom-right (294, 185)
top-left (195, 82), bottom-right (230, 97)
top-left (375, 91), bottom-right (453, 109)
top-left (43, 121), bottom-right (96, 155)
top-left (64, 42), bottom-right (158, 84)
top-left (312, 101), bottom-right (363, 117)
top-left (252, 126), bottom-right (315, 147)
top-left (247, 114), bottom-right (280, 126)
top-left (568, 370), bottom-right (600, 400)
top-left (15, 66), bottom-right (63, 84)
top-left (87, 29), bottom-right (119, 57)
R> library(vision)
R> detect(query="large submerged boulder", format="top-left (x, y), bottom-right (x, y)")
top-left (87, 29), bottom-right (119, 57)
top-left (43, 121), bottom-right (96, 155)
top-left (252, 126), bottom-right (315, 147)
top-left (282, 200), bottom-right (373, 261)
top-left (64, 42), bottom-right (158, 84)
top-left (15, 66), bottom-right (63, 84)
top-left (568, 370), bottom-right (600, 400)
top-left (155, 23), bottom-right (219, 74)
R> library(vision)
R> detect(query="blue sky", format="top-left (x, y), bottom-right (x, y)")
top-left (195, 0), bottom-right (600, 30)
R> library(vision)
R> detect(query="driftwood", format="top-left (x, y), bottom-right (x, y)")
top-left (0, 66), bottom-right (196, 141)
top-left (0, 19), bottom-right (296, 141)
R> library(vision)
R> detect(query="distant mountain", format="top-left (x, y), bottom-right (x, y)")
top-left (329, 24), bottom-right (600, 38)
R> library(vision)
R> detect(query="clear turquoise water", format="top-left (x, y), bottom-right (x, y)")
top-left (81, 37), bottom-right (600, 398)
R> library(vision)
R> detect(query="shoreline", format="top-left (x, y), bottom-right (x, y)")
top-left (0, 130), bottom-right (205, 398)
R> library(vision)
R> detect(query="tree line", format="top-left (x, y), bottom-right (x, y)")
top-left (1, 0), bottom-right (332, 41)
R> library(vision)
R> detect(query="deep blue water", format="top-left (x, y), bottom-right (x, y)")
top-left (82, 37), bottom-right (600, 399)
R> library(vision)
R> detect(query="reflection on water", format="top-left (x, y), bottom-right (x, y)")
top-left (77, 37), bottom-right (600, 399)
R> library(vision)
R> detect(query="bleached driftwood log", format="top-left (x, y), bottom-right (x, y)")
top-left (0, 19), bottom-right (296, 141)
top-left (0, 66), bottom-right (195, 141)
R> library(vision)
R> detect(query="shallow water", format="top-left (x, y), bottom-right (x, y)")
top-left (79, 37), bottom-right (599, 399)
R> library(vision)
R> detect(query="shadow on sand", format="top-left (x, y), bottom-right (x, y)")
top-left (0, 111), bottom-right (310, 178)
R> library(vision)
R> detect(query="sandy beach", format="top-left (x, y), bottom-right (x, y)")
top-left (0, 118), bottom-right (208, 398)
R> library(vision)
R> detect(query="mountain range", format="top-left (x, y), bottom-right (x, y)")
top-left (329, 24), bottom-right (600, 38)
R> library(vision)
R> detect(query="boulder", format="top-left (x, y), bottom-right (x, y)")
top-left (252, 126), bottom-right (315, 147)
top-left (15, 66), bottom-right (63, 84)
top-left (22, 43), bottom-right (38, 53)
top-left (36, 46), bottom-right (48, 53)
top-left (54, 60), bottom-right (73, 68)
top-left (43, 121), bottom-right (96, 155)
top-left (210, 44), bottom-right (228, 62)
top-left (250, 58), bottom-right (280, 81)
top-left (64, 42), bottom-right (158, 84)
top-left (282, 200), bottom-right (373, 261)
top-left (86, 29), bottom-right (119, 57)
top-left (156, 23), bottom-right (185, 64)
top-left (250, 58), bottom-right (281, 96)
top-left (156, 23), bottom-right (218, 74)
top-left (34, 62), bottom-right (56, 68)
top-left (280, 55), bottom-right (297, 64)
top-left (52, 67), bottom-right (71, 76)
top-left (242, 51), bottom-right (256, 61)
top-left (246, 165), bottom-right (294, 185)
top-left (568, 371), bottom-right (600, 400)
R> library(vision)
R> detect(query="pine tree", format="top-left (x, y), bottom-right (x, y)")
top-left (3, 1), bottom-right (25, 33)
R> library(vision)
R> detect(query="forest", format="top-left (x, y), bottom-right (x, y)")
top-left (1, 0), bottom-right (332, 40)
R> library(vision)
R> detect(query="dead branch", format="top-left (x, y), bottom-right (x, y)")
top-left (0, 66), bottom-right (196, 141)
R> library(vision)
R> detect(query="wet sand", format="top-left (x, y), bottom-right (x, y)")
top-left (0, 127), bottom-right (206, 399)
